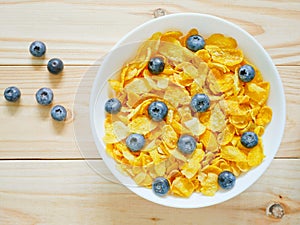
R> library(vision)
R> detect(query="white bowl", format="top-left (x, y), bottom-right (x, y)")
top-left (90, 13), bottom-right (285, 208)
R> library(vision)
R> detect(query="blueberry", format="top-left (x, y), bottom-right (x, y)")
top-left (148, 101), bottom-right (168, 122)
top-left (152, 177), bottom-right (170, 197)
top-left (218, 171), bottom-right (236, 190)
top-left (4, 86), bottom-right (21, 102)
top-left (177, 135), bottom-right (197, 154)
top-left (29, 41), bottom-right (46, 57)
top-left (126, 133), bottom-right (145, 152)
top-left (35, 87), bottom-right (53, 105)
top-left (47, 58), bottom-right (64, 74)
top-left (186, 35), bottom-right (205, 52)
top-left (148, 57), bottom-right (165, 75)
top-left (51, 105), bottom-right (67, 121)
top-left (190, 93), bottom-right (210, 112)
top-left (241, 131), bottom-right (258, 148)
top-left (105, 98), bottom-right (122, 114)
top-left (238, 64), bottom-right (255, 82)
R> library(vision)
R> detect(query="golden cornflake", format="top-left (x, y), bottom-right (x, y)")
top-left (161, 125), bottom-right (178, 149)
top-left (171, 176), bottom-right (195, 197)
top-left (184, 117), bottom-right (206, 136)
top-left (256, 106), bottom-right (272, 126)
top-left (207, 104), bottom-right (226, 132)
top-left (206, 33), bottom-right (237, 49)
top-left (205, 45), bottom-right (243, 66)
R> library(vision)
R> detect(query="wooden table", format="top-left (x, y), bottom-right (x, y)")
top-left (0, 1), bottom-right (299, 224)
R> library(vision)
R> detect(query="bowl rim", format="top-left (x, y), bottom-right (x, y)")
top-left (90, 12), bottom-right (286, 208)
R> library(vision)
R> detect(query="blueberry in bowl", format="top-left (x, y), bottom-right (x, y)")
top-left (218, 171), bottom-right (236, 190)
top-left (177, 135), bottom-right (197, 154)
top-left (152, 177), bottom-right (170, 197)
top-left (105, 98), bottom-right (122, 114)
top-left (126, 133), bottom-right (145, 152)
top-left (190, 93), bottom-right (210, 112)
top-left (241, 132), bottom-right (258, 148)
top-left (148, 57), bottom-right (165, 75)
top-left (186, 35), bottom-right (205, 52)
top-left (148, 101), bottom-right (168, 122)
top-left (238, 64), bottom-right (255, 82)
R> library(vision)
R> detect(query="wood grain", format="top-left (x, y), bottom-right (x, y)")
top-left (0, 1), bottom-right (299, 224)
top-left (0, 0), bottom-right (299, 66)
top-left (0, 66), bottom-right (299, 159)
top-left (0, 159), bottom-right (299, 225)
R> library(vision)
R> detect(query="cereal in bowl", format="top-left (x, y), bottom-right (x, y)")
top-left (102, 29), bottom-right (272, 197)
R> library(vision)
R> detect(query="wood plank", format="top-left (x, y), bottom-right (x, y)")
top-left (0, 159), bottom-right (299, 225)
top-left (279, 66), bottom-right (300, 158)
top-left (0, 66), bottom-right (299, 159)
top-left (0, 1), bottom-right (299, 66)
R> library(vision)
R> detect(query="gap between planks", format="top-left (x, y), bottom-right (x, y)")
top-left (0, 64), bottom-right (298, 67)
top-left (0, 157), bottom-right (299, 161)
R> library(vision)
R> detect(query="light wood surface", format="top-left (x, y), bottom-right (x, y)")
top-left (0, 1), bottom-right (299, 224)
top-left (0, 159), bottom-right (299, 225)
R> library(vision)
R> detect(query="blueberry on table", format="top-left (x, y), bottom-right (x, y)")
top-left (29, 41), bottom-right (46, 57)
top-left (51, 105), bottom-right (67, 121)
top-left (126, 133), bottom-right (145, 152)
top-left (148, 101), bottom-right (168, 122)
top-left (4, 86), bottom-right (21, 102)
top-left (238, 64), bottom-right (255, 82)
top-left (148, 57), bottom-right (165, 75)
top-left (47, 58), bottom-right (64, 74)
top-left (241, 131), bottom-right (258, 148)
top-left (177, 134), bottom-right (197, 154)
top-left (218, 171), bottom-right (236, 190)
top-left (190, 93), bottom-right (210, 112)
top-left (35, 87), bottom-right (53, 105)
top-left (105, 98), bottom-right (122, 114)
top-left (152, 177), bottom-right (170, 197)
top-left (186, 35), bottom-right (205, 52)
